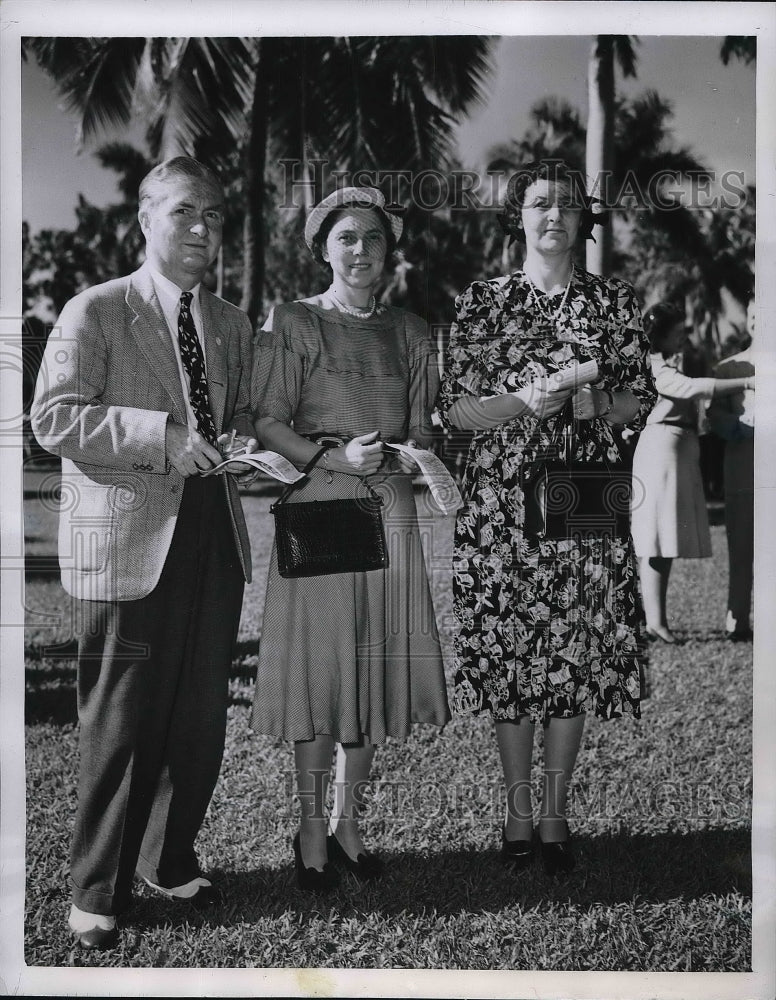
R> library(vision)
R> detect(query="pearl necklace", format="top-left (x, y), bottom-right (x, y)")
top-left (328, 288), bottom-right (378, 319)
top-left (525, 266), bottom-right (574, 325)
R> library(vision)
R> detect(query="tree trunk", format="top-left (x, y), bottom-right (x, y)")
top-left (240, 40), bottom-right (268, 326)
top-left (586, 36), bottom-right (614, 276)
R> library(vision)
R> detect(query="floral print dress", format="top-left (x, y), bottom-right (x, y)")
top-left (439, 268), bottom-right (656, 724)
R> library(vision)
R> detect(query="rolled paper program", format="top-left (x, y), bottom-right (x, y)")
top-left (384, 442), bottom-right (463, 515)
top-left (479, 359), bottom-right (599, 402)
top-left (202, 450), bottom-right (305, 484)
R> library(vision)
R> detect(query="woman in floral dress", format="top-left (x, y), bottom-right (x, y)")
top-left (439, 160), bottom-right (656, 875)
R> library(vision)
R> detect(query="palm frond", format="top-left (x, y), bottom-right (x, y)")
top-left (612, 35), bottom-right (639, 78)
top-left (27, 37), bottom-right (147, 148)
top-left (720, 37), bottom-right (756, 66)
top-left (145, 37), bottom-right (256, 159)
top-left (93, 142), bottom-right (153, 200)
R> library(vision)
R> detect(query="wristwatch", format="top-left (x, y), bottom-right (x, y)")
top-left (598, 389), bottom-right (615, 418)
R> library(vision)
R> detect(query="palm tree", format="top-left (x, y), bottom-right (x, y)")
top-left (238, 35), bottom-right (493, 321)
top-left (720, 36), bottom-right (756, 65)
top-left (24, 35), bottom-right (494, 325)
top-left (487, 88), bottom-right (709, 274)
top-left (482, 87), bottom-right (749, 356)
top-left (623, 186), bottom-right (755, 355)
top-left (488, 98), bottom-right (585, 171)
top-left (585, 35), bottom-right (639, 275)
top-left (24, 142), bottom-right (153, 315)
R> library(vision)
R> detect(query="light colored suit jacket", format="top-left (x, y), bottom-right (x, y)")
top-left (31, 264), bottom-right (254, 601)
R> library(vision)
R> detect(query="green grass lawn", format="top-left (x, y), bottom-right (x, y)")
top-left (23, 486), bottom-right (752, 970)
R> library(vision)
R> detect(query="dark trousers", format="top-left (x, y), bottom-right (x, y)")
top-left (70, 477), bottom-right (244, 915)
top-left (724, 440), bottom-right (754, 630)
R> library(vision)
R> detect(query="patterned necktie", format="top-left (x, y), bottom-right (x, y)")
top-left (177, 291), bottom-right (217, 444)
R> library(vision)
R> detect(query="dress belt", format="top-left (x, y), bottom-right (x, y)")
top-left (301, 432), bottom-right (402, 447)
top-left (301, 432), bottom-right (350, 447)
top-left (300, 432), bottom-right (402, 474)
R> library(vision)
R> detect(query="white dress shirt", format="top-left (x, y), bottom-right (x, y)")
top-left (148, 266), bottom-right (208, 432)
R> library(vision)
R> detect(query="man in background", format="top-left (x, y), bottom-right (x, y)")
top-left (707, 297), bottom-right (756, 641)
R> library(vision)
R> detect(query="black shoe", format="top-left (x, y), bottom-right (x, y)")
top-left (646, 626), bottom-right (684, 645)
top-left (187, 882), bottom-right (220, 910)
top-left (539, 832), bottom-right (576, 877)
top-left (327, 831), bottom-right (385, 881)
top-left (725, 628), bottom-right (753, 643)
top-left (72, 924), bottom-right (119, 951)
top-left (293, 832), bottom-right (339, 893)
top-left (500, 827), bottom-right (533, 871)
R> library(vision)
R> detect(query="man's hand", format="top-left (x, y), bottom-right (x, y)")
top-left (216, 432), bottom-right (259, 474)
top-left (166, 422), bottom-right (223, 477)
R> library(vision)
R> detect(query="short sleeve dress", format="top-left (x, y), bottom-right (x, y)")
top-left (250, 298), bottom-right (451, 744)
top-left (438, 268), bottom-right (656, 724)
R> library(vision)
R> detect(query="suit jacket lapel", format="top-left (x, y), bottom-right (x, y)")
top-left (201, 289), bottom-right (228, 433)
top-left (126, 265), bottom-right (188, 422)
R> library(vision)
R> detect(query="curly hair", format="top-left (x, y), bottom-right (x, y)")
top-left (310, 202), bottom-right (398, 267)
top-left (496, 159), bottom-right (604, 244)
top-left (642, 301), bottom-right (685, 354)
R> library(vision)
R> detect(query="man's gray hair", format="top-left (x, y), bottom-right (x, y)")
top-left (138, 156), bottom-right (223, 211)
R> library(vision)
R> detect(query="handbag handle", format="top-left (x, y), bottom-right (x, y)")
top-left (273, 445), bottom-right (330, 507)
top-left (272, 444), bottom-right (383, 508)
top-left (540, 398), bottom-right (625, 467)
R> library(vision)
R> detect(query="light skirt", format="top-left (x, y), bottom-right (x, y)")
top-left (631, 424), bottom-right (711, 559)
top-left (250, 466), bottom-right (450, 744)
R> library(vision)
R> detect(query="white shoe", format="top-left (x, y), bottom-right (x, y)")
top-left (68, 904), bottom-right (116, 933)
top-left (68, 904), bottom-right (118, 949)
top-left (142, 875), bottom-right (218, 906)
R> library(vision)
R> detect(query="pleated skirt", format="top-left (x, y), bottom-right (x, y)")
top-left (250, 465), bottom-right (451, 743)
top-left (631, 424), bottom-right (711, 559)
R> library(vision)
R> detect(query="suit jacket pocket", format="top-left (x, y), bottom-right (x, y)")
top-left (59, 476), bottom-right (117, 574)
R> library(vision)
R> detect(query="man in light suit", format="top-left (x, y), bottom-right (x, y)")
top-left (31, 156), bottom-right (257, 949)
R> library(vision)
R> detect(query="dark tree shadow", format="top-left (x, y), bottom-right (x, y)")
top-left (26, 649), bottom-right (262, 726)
top-left (131, 828), bottom-right (752, 924)
top-left (23, 831), bottom-right (751, 968)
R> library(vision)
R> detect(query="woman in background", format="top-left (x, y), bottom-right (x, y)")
top-left (631, 302), bottom-right (754, 643)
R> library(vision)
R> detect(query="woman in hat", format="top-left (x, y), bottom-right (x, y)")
top-left (250, 187), bottom-right (450, 891)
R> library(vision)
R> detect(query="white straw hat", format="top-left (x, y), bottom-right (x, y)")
top-left (304, 186), bottom-right (403, 250)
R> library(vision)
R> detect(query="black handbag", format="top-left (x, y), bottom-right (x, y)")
top-left (521, 402), bottom-right (631, 541)
top-left (271, 445), bottom-right (389, 578)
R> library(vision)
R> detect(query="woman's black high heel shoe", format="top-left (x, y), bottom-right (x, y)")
top-left (500, 827), bottom-right (533, 871)
top-left (539, 828), bottom-right (576, 877)
top-left (327, 831), bottom-right (385, 881)
top-left (293, 832), bottom-right (339, 893)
